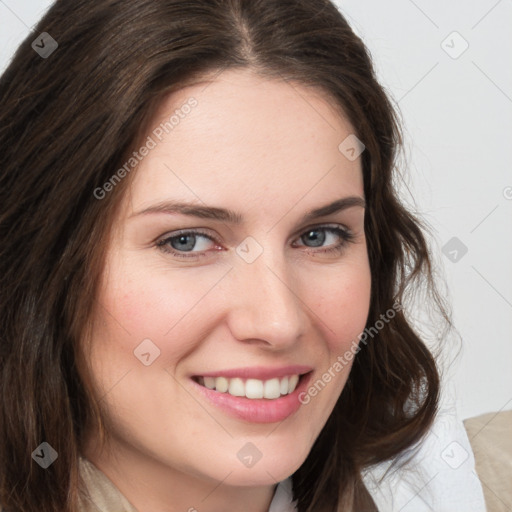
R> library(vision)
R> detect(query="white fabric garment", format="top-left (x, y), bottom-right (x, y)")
top-left (363, 405), bottom-right (487, 512)
top-left (268, 478), bottom-right (297, 512)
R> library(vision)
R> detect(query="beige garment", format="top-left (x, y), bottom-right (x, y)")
top-left (464, 410), bottom-right (512, 512)
top-left (78, 457), bottom-right (138, 512)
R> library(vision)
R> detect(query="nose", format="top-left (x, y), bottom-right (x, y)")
top-left (224, 246), bottom-right (309, 350)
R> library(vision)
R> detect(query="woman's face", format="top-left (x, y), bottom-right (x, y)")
top-left (84, 68), bottom-right (371, 491)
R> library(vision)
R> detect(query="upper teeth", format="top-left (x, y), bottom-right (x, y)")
top-left (199, 375), bottom-right (300, 399)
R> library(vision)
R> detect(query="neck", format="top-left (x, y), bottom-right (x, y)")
top-left (82, 434), bottom-right (278, 512)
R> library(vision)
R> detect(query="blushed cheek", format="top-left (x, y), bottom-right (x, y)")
top-left (320, 266), bottom-right (372, 354)
top-left (93, 268), bottom-right (219, 374)
top-left (98, 268), bottom-right (182, 341)
top-left (101, 250), bottom-right (229, 340)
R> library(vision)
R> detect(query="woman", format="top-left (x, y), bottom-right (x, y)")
top-left (0, 1), bottom-right (455, 511)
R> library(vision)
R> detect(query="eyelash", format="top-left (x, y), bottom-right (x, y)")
top-left (155, 225), bottom-right (356, 260)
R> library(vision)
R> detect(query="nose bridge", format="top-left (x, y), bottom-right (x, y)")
top-left (227, 240), bottom-right (307, 345)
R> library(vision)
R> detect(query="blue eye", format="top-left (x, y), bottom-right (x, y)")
top-left (296, 226), bottom-right (354, 251)
top-left (156, 230), bottom-right (217, 258)
top-left (292, 226), bottom-right (355, 253)
top-left (156, 225), bottom-right (355, 259)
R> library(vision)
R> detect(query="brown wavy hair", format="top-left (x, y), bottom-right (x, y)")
top-left (0, 0), bottom-right (452, 511)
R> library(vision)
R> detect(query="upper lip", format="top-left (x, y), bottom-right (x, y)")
top-left (193, 365), bottom-right (313, 380)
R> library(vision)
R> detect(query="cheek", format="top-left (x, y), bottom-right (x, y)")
top-left (299, 263), bottom-right (371, 407)
top-left (88, 257), bottom-right (235, 398)
top-left (97, 251), bottom-right (228, 348)
top-left (310, 260), bottom-right (372, 352)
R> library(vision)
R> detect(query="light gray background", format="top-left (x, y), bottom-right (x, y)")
top-left (1, 0), bottom-right (511, 421)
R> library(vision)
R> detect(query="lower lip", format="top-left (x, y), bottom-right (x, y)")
top-left (191, 373), bottom-right (312, 424)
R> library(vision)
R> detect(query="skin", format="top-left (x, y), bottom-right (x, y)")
top-left (82, 68), bottom-right (372, 512)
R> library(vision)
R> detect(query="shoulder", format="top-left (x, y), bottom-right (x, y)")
top-left (363, 410), bottom-right (487, 512)
top-left (464, 409), bottom-right (512, 511)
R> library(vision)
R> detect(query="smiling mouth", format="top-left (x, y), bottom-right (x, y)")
top-left (193, 374), bottom-right (307, 400)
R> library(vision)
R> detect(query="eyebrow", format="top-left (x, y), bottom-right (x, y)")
top-left (130, 196), bottom-right (365, 224)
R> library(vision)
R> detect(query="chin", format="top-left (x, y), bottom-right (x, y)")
top-left (227, 460), bottom-right (302, 487)
top-left (222, 440), bottom-right (310, 486)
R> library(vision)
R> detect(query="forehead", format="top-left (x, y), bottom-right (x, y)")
top-left (123, 68), bottom-right (364, 220)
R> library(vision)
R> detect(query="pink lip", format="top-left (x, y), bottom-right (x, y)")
top-left (190, 370), bottom-right (313, 424)
top-left (193, 365), bottom-right (313, 380)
